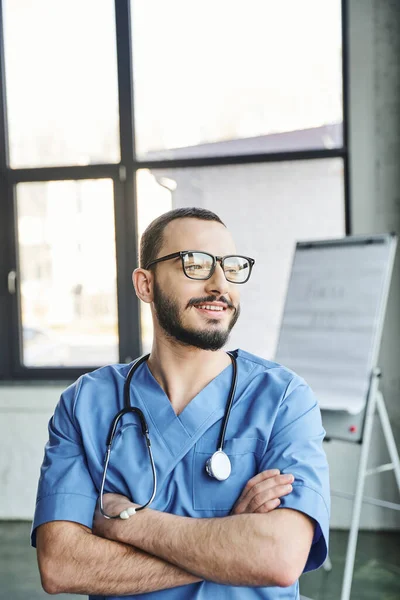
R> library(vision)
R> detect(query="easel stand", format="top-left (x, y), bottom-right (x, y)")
top-left (337, 368), bottom-right (400, 600)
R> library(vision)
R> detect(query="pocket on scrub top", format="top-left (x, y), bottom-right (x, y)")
top-left (192, 437), bottom-right (264, 511)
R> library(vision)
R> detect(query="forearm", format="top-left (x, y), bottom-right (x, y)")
top-left (114, 510), bottom-right (283, 587)
top-left (36, 522), bottom-right (201, 596)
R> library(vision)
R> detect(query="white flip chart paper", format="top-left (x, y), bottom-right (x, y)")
top-left (275, 236), bottom-right (395, 415)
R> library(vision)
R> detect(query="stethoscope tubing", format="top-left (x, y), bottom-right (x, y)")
top-left (217, 351), bottom-right (237, 450)
top-left (100, 355), bottom-right (156, 519)
top-left (99, 352), bottom-right (237, 519)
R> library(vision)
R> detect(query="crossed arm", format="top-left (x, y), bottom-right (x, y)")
top-left (36, 470), bottom-right (315, 596)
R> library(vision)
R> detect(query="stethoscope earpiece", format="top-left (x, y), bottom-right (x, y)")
top-left (205, 450), bottom-right (232, 481)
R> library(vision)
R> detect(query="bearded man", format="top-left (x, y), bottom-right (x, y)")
top-left (33, 207), bottom-right (330, 600)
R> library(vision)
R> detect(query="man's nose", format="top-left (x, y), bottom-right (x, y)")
top-left (204, 261), bottom-right (229, 295)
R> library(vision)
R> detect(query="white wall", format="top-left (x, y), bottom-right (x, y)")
top-left (0, 384), bottom-right (66, 519)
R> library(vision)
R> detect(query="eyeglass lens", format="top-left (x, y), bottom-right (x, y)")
top-left (182, 252), bottom-right (251, 283)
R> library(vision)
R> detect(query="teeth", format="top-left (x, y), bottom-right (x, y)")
top-left (197, 305), bottom-right (224, 311)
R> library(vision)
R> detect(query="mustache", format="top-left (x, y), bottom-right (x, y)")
top-left (186, 295), bottom-right (236, 311)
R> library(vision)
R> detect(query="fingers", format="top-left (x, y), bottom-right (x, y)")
top-left (243, 469), bottom-right (281, 493)
top-left (233, 481), bottom-right (293, 515)
top-left (236, 470), bottom-right (293, 505)
top-left (253, 497), bottom-right (281, 513)
top-left (246, 482), bottom-right (293, 513)
top-left (232, 470), bottom-right (295, 515)
top-left (237, 469), bottom-right (281, 505)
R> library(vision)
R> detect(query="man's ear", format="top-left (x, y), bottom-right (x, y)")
top-left (132, 268), bottom-right (153, 303)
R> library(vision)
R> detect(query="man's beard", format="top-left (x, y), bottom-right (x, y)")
top-left (152, 279), bottom-right (240, 351)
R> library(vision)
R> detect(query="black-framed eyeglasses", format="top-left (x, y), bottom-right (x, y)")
top-left (145, 250), bottom-right (255, 284)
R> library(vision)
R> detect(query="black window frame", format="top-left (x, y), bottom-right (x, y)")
top-left (0, 0), bottom-right (350, 381)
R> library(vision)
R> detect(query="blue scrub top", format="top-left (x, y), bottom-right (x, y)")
top-left (32, 349), bottom-right (330, 600)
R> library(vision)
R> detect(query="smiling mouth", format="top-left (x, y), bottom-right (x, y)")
top-left (193, 304), bottom-right (229, 317)
top-left (196, 304), bottom-right (226, 311)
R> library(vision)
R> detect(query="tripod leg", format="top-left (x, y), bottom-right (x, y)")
top-left (340, 377), bottom-right (379, 600)
top-left (376, 391), bottom-right (400, 492)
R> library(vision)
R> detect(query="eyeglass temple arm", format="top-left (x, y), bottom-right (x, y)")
top-left (145, 251), bottom-right (182, 270)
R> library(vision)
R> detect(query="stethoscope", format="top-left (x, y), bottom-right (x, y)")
top-left (99, 351), bottom-right (238, 519)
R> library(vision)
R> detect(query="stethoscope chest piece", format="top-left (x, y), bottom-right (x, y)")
top-left (205, 450), bottom-right (232, 481)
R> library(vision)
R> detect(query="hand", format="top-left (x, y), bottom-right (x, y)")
top-left (93, 493), bottom-right (139, 540)
top-left (231, 469), bottom-right (294, 515)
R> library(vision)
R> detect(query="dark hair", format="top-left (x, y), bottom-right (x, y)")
top-left (140, 207), bottom-right (226, 268)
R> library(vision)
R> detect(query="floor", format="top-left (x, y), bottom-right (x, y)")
top-left (300, 530), bottom-right (400, 600)
top-left (0, 523), bottom-right (399, 599)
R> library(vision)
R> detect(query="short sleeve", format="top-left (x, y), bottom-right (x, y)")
top-left (259, 377), bottom-right (330, 572)
top-left (31, 378), bottom-right (98, 547)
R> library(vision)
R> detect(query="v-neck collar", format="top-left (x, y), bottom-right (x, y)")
top-left (130, 354), bottom-right (236, 457)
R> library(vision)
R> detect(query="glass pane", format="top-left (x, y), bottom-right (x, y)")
top-left (3, 0), bottom-right (120, 168)
top-left (136, 160), bottom-right (345, 356)
top-left (17, 179), bottom-right (118, 367)
top-left (132, 0), bottom-right (343, 160)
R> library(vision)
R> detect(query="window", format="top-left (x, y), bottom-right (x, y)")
top-left (0, 0), bottom-right (348, 379)
top-left (16, 179), bottom-right (118, 367)
top-left (131, 0), bottom-right (343, 159)
top-left (3, 0), bottom-right (120, 168)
